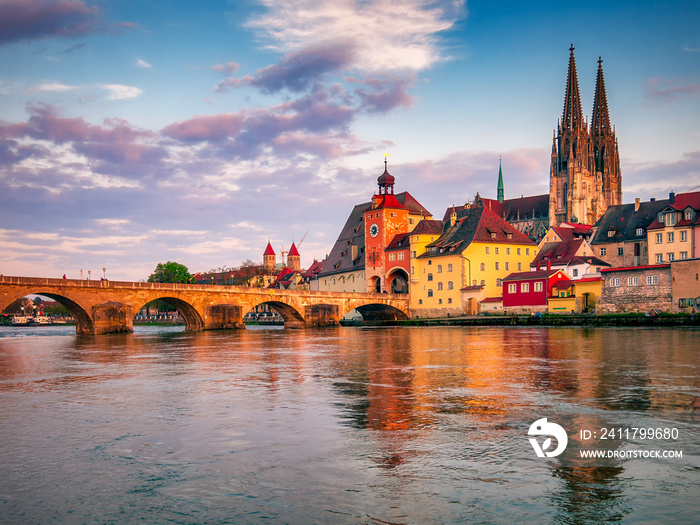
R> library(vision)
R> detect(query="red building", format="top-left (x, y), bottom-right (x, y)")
top-left (502, 269), bottom-right (571, 312)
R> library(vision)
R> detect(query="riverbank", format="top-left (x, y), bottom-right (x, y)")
top-left (342, 313), bottom-right (700, 327)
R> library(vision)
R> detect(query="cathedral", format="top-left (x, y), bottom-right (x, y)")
top-left (549, 45), bottom-right (622, 227)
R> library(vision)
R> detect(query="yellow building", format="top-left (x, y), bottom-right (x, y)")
top-left (548, 277), bottom-right (602, 314)
top-left (410, 204), bottom-right (537, 318)
top-left (647, 191), bottom-right (700, 264)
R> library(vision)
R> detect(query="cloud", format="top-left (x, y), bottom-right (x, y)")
top-left (31, 82), bottom-right (81, 93)
top-left (644, 77), bottom-right (700, 103)
top-left (223, 41), bottom-right (356, 94)
top-left (0, 0), bottom-right (101, 45)
top-left (136, 58), bottom-right (152, 69)
top-left (246, 0), bottom-right (464, 73)
top-left (212, 62), bottom-right (240, 73)
top-left (99, 84), bottom-right (143, 100)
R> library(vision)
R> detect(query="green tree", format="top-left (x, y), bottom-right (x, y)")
top-left (147, 261), bottom-right (192, 283)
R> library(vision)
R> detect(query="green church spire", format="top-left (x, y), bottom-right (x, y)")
top-left (497, 157), bottom-right (504, 203)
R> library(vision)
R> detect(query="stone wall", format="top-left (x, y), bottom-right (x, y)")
top-left (670, 258), bottom-right (700, 313)
top-left (598, 266), bottom-right (672, 314)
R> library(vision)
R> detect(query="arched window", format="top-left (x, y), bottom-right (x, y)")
top-left (427, 273), bottom-right (433, 281)
top-left (447, 264), bottom-right (453, 272)
top-left (437, 265), bottom-right (443, 273)
top-left (448, 281), bottom-right (454, 290)
top-left (481, 280), bottom-right (486, 286)
top-left (480, 263), bottom-right (485, 271)
top-left (437, 282), bottom-right (443, 291)
top-left (427, 289), bottom-right (433, 297)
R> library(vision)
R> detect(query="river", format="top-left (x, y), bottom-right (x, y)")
top-left (0, 325), bottom-right (698, 524)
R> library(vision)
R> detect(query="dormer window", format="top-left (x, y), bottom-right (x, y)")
top-left (667, 213), bottom-right (677, 226)
top-left (658, 213), bottom-right (664, 224)
top-left (685, 209), bottom-right (694, 221)
top-left (636, 228), bottom-right (644, 236)
top-left (607, 230), bottom-right (615, 237)
top-left (491, 232), bottom-right (497, 239)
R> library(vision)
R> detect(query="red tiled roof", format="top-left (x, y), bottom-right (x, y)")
top-left (481, 297), bottom-right (503, 303)
top-left (385, 232), bottom-right (411, 251)
top-left (647, 191), bottom-right (700, 229)
top-left (576, 277), bottom-right (603, 283)
top-left (531, 238), bottom-right (584, 266)
top-left (263, 241), bottom-right (276, 256)
top-left (412, 219), bottom-right (444, 235)
top-left (367, 193), bottom-right (407, 211)
top-left (502, 269), bottom-right (564, 281)
top-left (554, 279), bottom-right (574, 290)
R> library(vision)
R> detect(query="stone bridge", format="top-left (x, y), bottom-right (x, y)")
top-left (0, 275), bottom-right (409, 335)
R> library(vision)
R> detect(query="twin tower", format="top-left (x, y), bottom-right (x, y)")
top-left (549, 45), bottom-right (622, 227)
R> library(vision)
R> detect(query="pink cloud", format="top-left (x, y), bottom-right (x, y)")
top-left (0, 0), bottom-right (101, 45)
top-left (161, 113), bottom-right (246, 142)
top-left (644, 77), bottom-right (700, 103)
top-left (212, 62), bottom-right (240, 73)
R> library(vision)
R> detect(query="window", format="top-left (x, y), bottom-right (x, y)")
top-left (668, 232), bottom-right (674, 243)
top-left (427, 289), bottom-right (433, 297)
top-left (428, 260), bottom-right (432, 265)
top-left (411, 251), bottom-right (417, 258)
top-left (610, 278), bottom-right (620, 287)
top-left (681, 251), bottom-right (688, 260)
top-left (398, 252), bottom-right (404, 260)
top-left (439, 298), bottom-right (443, 304)
top-left (618, 247), bottom-right (624, 256)
top-left (448, 298), bottom-right (452, 304)
top-left (480, 280), bottom-right (486, 286)
top-left (572, 269), bottom-right (578, 277)
top-left (657, 212), bottom-right (664, 224)
top-left (534, 281), bottom-right (543, 292)
top-left (508, 283), bottom-right (516, 293)
top-left (495, 247), bottom-right (499, 255)
top-left (485, 247), bottom-right (490, 254)
top-left (681, 231), bottom-right (687, 242)
top-left (505, 262), bottom-right (509, 271)
top-left (647, 275), bottom-right (658, 285)
top-left (448, 281), bottom-right (454, 290)
top-left (438, 282), bottom-right (443, 291)
top-left (521, 282), bottom-right (530, 293)
top-left (506, 248), bottom-right (511, 255)
top-left (526, 248), bottom-right (530, 255)
top-left (517, 248), bottom-right (521, 255)
top-left (600, 248), bottom-right (607, 256)
top-left (419, 299), bottom-right (423, 304)
top-left (480, 263), bottom-right (486, 271)
top-left (411, 266), bottom-right (415, 275)
top-left (668, 253), bottom-right (675, 261)
top-left (491, 233), bottom-right (497, 239)
top-left (427, 273), bottom-right (433, 281)
top-left (667, 213), bottom-right (677, 226)
top-left (496, 278), bottom-right (502, 287)
top-left (628, 276), bottom-right (638, 286)
top-left (447, 264), bottom-right (453, 272)
top-left (495, 262), bottom-right (499, 270)
top-left (656, 233), bottom-right (663, 244)
top-left (656, 254), bottom-right (664, 263)
top-left (607, 230), bottom-right (615, 237)
top-left (389, 253), bottom-right (395, 261)
top-left (636, 228), bottom-right (644, 236)
top-left (518, 262), bottom-right (522, 271)
top-left (685, 209), bottom-right (694, 221)
top-left (437, 264), bottom-right (442, 273)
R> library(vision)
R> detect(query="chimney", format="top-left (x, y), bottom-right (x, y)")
top-left (547, 259), bottom-right (551, 271)
top-left (634, 198), bottom-right (640, 212)
top-left (537, 261), bottom-right (541, 271)
top-left (669, 192), bottom-right (675, 204)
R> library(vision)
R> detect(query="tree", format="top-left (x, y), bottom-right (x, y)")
top-left (147, 261), bottom-right (192, 283)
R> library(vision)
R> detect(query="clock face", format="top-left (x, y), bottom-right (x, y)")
top-left (369, 223), bottom-right (379, 238)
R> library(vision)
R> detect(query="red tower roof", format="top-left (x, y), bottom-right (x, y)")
top-left (263, 242), bottom-right (276, 256)
top-left (288, 242), bottom-right (300, 256)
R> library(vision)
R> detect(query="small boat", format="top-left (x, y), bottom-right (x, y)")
top-left (10, 315), bottom-right (34, 326)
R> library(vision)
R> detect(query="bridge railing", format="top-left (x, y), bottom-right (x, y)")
top-left (0, 275), bottom-right (408, 300)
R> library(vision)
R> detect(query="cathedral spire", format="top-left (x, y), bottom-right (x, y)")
top-left (497, 157), bottom-right (504, 203)
top-left (562, 44), bottom-right (584, 131)
top-left (591, 57), bottom-right (611, 138)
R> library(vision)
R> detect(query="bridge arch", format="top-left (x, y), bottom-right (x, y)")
top-left (245, 300), bottom-right (305, 328)
top-left (1, 291), bottom-right (95, 334)
top-left (135, 296), bottom-right (205, 331)
top-left (342, 301), bottom-right (409, 322)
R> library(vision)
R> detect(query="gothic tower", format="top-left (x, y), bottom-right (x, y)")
top-left (497, 158), bottom-right (504, 203)
top-left (591, 57), bottom-right (622, 211)
top-left (549, 45), bottom-right (622, 227)
top-left (287, 242), bottom-right (301, 271)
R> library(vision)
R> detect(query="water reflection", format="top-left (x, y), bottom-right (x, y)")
top-left (0, 325), bottom-right (698, 524)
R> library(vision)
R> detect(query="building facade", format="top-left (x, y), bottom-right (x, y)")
top-left (647, 191), bottom-right (700, 265)
top-left (598, 265), bottom-right (672, 314)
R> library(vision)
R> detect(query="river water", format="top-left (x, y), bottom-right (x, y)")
top-left (0, 325), bottom-right (698, 524)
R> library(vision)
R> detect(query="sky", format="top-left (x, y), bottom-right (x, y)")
top-left (0, 0), bottom-right (699, 281)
